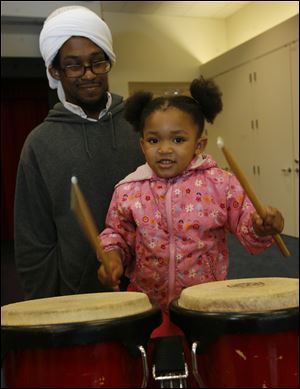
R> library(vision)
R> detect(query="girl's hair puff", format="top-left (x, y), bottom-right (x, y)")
top-left (190, 76), bottom-right (223, 124)
top-left (124, 76), bottom-right (223, 136)
top-left (124, 91), bottom-right (153, 133)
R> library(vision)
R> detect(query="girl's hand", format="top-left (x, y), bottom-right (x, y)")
top-left (252, 206), bottom-right (284, 236)
top-left (97, 250), bottom-right (124, 291)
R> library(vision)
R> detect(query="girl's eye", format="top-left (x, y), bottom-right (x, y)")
top-left (174, 137), bottom-right (185, 144)
top-left (147, 138), bottom-right (159, 144)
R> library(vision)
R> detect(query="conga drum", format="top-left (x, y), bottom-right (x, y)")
top-left (169, 277), bottom-right (299, 388)
top-left (1, 291), bottom-right (162, 388)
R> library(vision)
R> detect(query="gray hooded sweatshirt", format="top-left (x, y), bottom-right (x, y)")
top-left (14, 94), bottom-right (144, 300)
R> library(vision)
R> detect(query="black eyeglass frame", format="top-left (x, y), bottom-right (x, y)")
top-left (60, 60), bottom-right (111, 78)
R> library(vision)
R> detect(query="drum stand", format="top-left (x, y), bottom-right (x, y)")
top-left (152, 336), bottom-right (188, 388)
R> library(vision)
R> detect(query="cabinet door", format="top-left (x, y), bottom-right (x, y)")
top-left (252, 46), bottom-right (296, 236)
top-left (205, 44), bottom-right (297, 237)
top-left (205, 63), bottom-right (257, 188)
top-left (290, 41), bottom-right (299, 237)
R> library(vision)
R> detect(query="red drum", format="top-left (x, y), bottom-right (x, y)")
top-left (169, 277), bottom-right (299, 388)
top-left (1, 292), bottom-right (162, 388)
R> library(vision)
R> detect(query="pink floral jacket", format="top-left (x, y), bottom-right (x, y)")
top-left (99, 155), bottom-right (273, 310)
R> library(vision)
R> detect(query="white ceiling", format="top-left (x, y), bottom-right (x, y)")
top-left (101, 1), bottom-right (251, 18)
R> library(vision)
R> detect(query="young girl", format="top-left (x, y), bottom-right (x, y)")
top-left (97, 76), bottom-right (284, 336)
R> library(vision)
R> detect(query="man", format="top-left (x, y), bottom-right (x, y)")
top-left (14, 6), bottom-right (144, 299)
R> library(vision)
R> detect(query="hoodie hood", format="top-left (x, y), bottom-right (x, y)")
top-left (116, 154), bottom-right (218, 187)
top-left (44, 93), bottom-right (124, 156)
top-left (45, 93), bottom-right (124, 124)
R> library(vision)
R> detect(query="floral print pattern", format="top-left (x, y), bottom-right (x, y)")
top-left (100, 155), bottom-right (273, 310)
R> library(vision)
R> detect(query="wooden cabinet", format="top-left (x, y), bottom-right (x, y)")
top-left (202, 23), bottom-right (298, 237)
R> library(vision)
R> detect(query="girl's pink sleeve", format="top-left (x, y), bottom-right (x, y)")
top-left (98, 188), bottom-right (136, 266)
top-left (225, 174), bottom-right (274, 254)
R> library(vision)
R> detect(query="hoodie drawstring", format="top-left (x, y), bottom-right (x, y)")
top-left (108, 112), bottom-right (117, 150)
top-left (82, 124), bottom-right (92, 158)
top-left (81, 112), bottom-right (117, 157)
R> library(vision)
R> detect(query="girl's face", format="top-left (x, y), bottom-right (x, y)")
top-left (140, 107), bottom-right (205, 179)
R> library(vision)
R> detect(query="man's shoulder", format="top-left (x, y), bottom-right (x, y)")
top-left (109, 93), bottom-right (125, 115)
top-left (110, 93), bottom-right (123, 105)
top-left (23, 105), bottom-right (74, 144)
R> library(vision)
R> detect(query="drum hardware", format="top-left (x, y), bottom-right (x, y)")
top-left (138, 345), bottom-right (149, 388)
top-left (152, 336), bottom-right (188, 388)
top-left (152, 365), bottom-right (188, 388)
top-left (191, 342), bottom-right (206, 388)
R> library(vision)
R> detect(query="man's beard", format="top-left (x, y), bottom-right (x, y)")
top-left (80, 91), bottom-right (108, 115)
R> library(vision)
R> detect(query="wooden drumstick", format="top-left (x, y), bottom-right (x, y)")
top-left (70, 176), bottom-right (112, 272)
top-left (217, 137), bottom-right (290, 257)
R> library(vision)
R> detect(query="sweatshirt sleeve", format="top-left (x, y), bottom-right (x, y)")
top-left (14, 160), bottom-right (59, 299)
top-left (225, 174), bottom-right (274, 254)
top-left (99, 187), bottom-right (136, 266)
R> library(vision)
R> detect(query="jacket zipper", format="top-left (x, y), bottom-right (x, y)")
top-left (207, 256), bottom-right (217, 281)
top-left (165, 183), bottom-right (176, 304)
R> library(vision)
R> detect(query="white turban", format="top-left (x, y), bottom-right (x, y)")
top-left (39, 5), bottom-right (116, 90)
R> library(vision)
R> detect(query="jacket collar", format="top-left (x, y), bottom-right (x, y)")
top-left (116, 154), bottom-right (218, 188)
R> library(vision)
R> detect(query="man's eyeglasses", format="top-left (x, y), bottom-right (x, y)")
top-left (61, 60), bottom-right (111, 78)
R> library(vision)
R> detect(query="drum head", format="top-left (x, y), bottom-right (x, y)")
top-left (1, 291), bottom-right (152, 326)
top-left (170, 278), bottom-right (299, 347)
top-left (1, 292), bottom-right (162, 358)
top-left (178, 277), bottom-right (299, 312)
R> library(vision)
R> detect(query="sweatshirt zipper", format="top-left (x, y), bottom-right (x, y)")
top-left (165, 183), bottom-right (176, 304)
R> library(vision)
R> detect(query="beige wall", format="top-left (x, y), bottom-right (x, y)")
top-left (226, 1), bottom-right (299, 49)
top-left (1, 2), bottom-right (298, 98)
top-left (103, 12), bottom-right (226, 98)
top-left (104, 2), bottom-right (298, 98)
top-left (1, 1), bottom-right (103, 58)
top-left (1, 1), bottom-right (102, 19)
